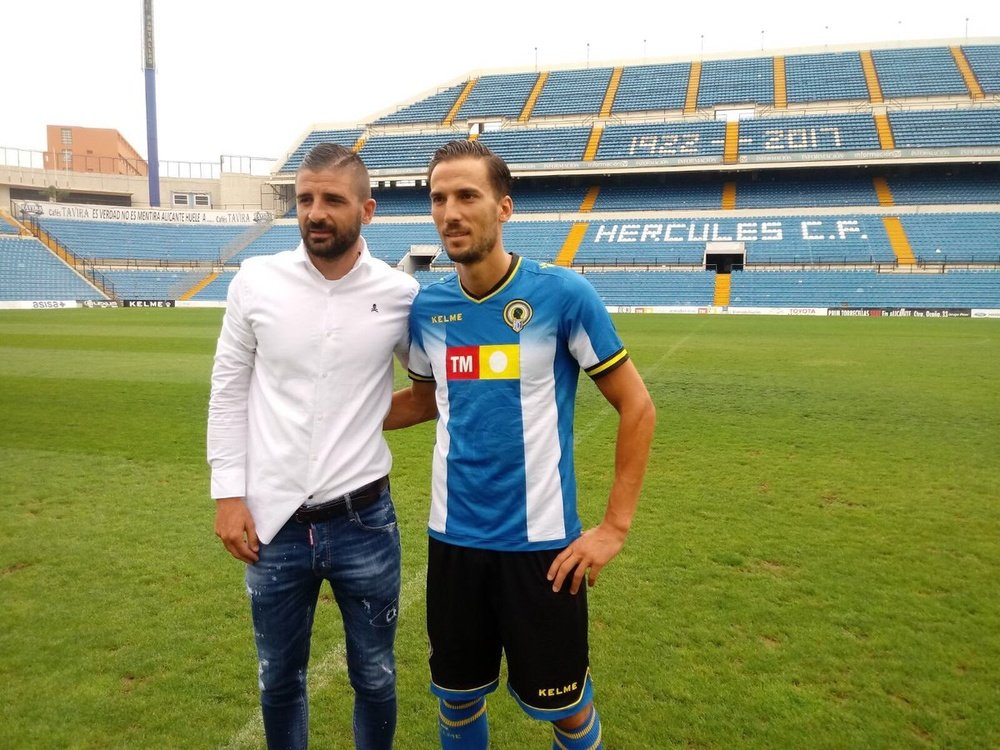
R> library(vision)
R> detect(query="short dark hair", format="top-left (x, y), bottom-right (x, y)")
top-left (427, 140), bottom-right (511, 200)
top-left (299, 142), bottom-right (371, 201)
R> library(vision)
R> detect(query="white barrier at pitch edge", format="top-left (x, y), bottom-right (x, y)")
top-left (2, 301), bottom-right (998, 317)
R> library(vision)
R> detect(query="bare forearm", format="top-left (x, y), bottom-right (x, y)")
top-left (383, 382), bottom-right (437, 430)
top-left (603, 392), bottom-right (656, 534)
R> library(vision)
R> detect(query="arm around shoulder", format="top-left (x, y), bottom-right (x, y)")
top-left (384, 379), bottom-right (438, 430)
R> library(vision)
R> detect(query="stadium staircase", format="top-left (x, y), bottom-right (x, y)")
top-left (600, 68), bottom-right (623, 118)
top-left (873, 176), bottom-right (895, 206)
top-left (773, 57), bottom-right (787, 108)
top-left (721, 182), bottom-right (737, 210)
top-left (882, 217), bottom-right (917, 265)
top-left (219, 221), bottom-right (273, 264)
top-left (724, 121), bottom-right (740, 164)
top-left (180, 271), bottom-right (219, 300)
top-left (861, 51), bottom-right (884, 103)
top-left (684, 61), bottom-right (701, 113)
top-left (583, 126), bottom-right (604, 161)
top-left (579, 186), bottom-right (600, 212)
top-left (874, 113), bottom-right (895, 149)
top-left (555, 222), bottom-right (588, 266)
top-left (444, 78), bottom-right (478, 126)
top-left (519, 72), bottom-right (548, 123)
top-left (950, 47), bottom-right (984, 100)
top-left (0, 210), bottom-right (32, 236)
top-left (713, 273), bottom-right (732, 306)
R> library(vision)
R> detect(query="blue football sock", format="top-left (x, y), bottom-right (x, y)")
top-left (552, 704), bottom-right (602, 750)
top-left (438, 697), bottom-right (488, 749)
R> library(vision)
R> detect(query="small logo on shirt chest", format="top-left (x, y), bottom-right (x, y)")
top-left (503, 300), bottom-right (532, 332)
top-left (430, 313), bottom-right (463, 324)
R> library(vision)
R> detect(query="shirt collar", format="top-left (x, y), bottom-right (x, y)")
top-left (294, 235), bottom-right (370, 281)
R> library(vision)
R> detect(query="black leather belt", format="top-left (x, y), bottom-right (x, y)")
top-left (293, 476), bottom-right (389, 523)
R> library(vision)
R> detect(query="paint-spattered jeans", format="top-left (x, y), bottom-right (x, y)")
top-left (245, 489), bottom-right (401, 750)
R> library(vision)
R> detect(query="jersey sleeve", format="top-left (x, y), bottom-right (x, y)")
top-left (563, 271), bottom-right (629, 379)
top-left (406, 298), bottom-right (435, 382)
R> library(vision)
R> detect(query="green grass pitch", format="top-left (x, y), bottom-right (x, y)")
top-left (1, 308), bottom-right (998, 748)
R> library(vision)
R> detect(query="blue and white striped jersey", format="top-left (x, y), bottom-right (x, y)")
top-left (408, 255), bottom-right (628, 551)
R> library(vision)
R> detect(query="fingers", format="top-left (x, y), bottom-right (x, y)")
top-left (214, 499), bottom-right (260, 564)
top-left (241, 520), bottom-right (260, 563)
top-left (547, 546), bottom-right (601, 595)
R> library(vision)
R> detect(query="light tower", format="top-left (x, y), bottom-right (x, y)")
top-left (141, 0), bottom-right (161, 206)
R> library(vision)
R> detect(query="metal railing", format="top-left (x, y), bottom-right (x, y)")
top-left (0, 147), bottom-right (275, 179)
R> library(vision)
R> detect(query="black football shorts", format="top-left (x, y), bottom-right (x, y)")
top-left (426, 537), bottom-right (594, 720)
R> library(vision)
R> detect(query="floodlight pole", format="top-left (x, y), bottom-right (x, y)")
top-left (142, 0), bottom-right (161, 207)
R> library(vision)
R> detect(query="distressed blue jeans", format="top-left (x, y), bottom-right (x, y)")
top-left (245, 489), bottom-right (401, 750)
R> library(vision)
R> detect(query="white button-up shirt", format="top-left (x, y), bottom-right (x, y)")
top-left (207, 238), bottom-right (419, 543)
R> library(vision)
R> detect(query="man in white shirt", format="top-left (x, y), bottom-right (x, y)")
top-left (208, 143), bottom-right (419, 750)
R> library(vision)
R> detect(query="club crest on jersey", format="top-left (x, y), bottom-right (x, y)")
top-left (503, 299), bottom-right (533, 333)
top-left (446, 345), bottom-right (520, 380)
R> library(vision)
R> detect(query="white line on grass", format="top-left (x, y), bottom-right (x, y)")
top-left (574, 317), bottom-right (706, 444)
top-left (222, 565), bottom-right (427, 750)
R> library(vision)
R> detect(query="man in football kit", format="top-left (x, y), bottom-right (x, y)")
top-left (386, 140), bottom-right (656, 749)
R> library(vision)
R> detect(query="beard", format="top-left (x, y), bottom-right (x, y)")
top-left (441, 223), bottom-right (499, 266)
top-left (301, 219), bottom-right (361, 260)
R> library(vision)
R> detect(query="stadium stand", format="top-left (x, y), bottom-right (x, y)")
top-left (737, 113), bottom-right (881, 156)
top-left (888, 108), bottom-right (1000, 148)
top-left (531, 67), bottom-right (615, 117)
top-left (477, 127), bottom-right (592, 164)
top-left (963, 44), bottom-right (1000, 93)
top-left (871, 47), bottom-right (969, 99)
top-left (784, 51), bottom-right (869, 103)
top-left (729, 269), bottom-right (1000, 309)
top-left (277, 128), bottom-right (365, 174)
top-left (612, 62), bottom-right (690, 113)
top-left (374, 83), bottom-right (468, 126)
top-left (734, 172), bottom-right (879, 209)
top-left (34, 218), bottom-right (250, 263)
top-left (0, 237), bottom-right (105, 301)
top-left (580, 269), bottom-right (716, 306)
top-left (358, 132), bottom-right (465, 170)
top-left (4, 40), bottom-right (999, 311)
top-left (1, 212), bottom-right (23, 234)
top-left (697, 56), bottom-right (775, 108)
top-left (596, 120), bottom-right (727, 162)
top-left (455, 73), bottom-right (539, 120)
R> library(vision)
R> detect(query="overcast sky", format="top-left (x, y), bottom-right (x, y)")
top-left (2, 0), bottom-right (997, 165)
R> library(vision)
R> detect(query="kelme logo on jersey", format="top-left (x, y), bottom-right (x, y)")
top-left (503, 299), bottom-right (533, 333)
top-left (446, 345), bottom-right (520, 380)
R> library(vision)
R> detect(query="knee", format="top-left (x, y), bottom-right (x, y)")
top-left (258, 659), bottom-right (307, 701)
top-left (348, 659), bottom-right (396, 703)
top-left (552, 703), bottom-right (602, 749)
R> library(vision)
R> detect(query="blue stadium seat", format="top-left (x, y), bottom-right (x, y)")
top-left (0, 237), bottom-right (105, 301)
top-left (697, 57), bottom-right (773, 108)
top-left (531, 68), bottom-right (614, 117)
top-left (612, 63), bottom-right (690, 113)
top-left (785, 51), bottom-right (868, 103)
top-left (457, 73), bottom-right (539, 120)
top-left (872, 47), bottom-right (967, 99)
